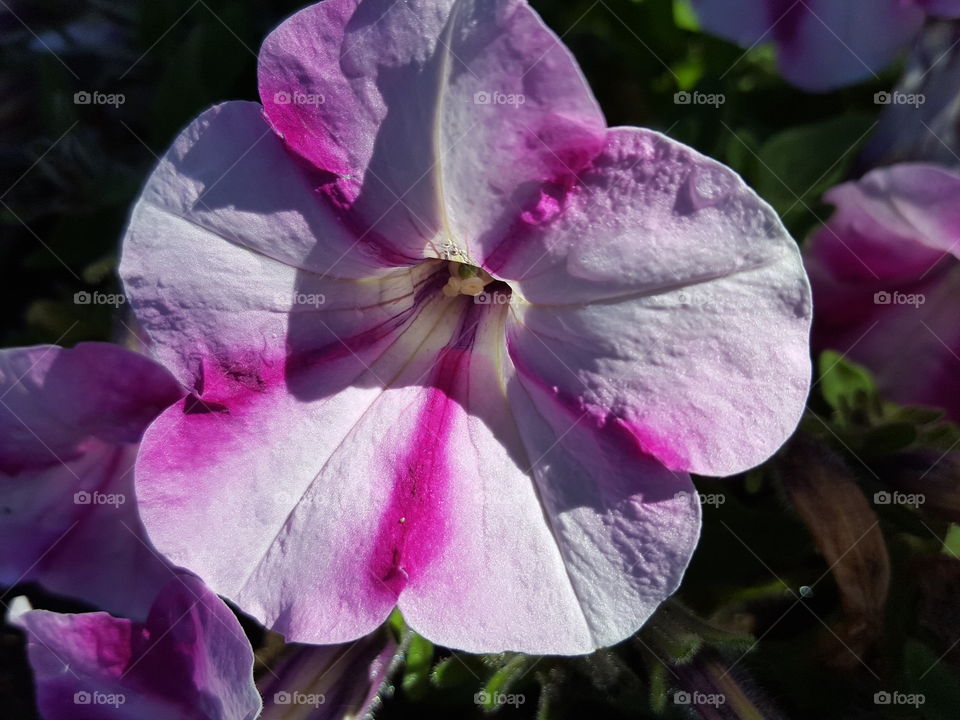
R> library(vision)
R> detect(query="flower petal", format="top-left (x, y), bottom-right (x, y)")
top-left (691, 0), bottom-right (924, 91)
top-left (496, 128), bottom-right (811, 477)
top-left (916, 0), bottom-right (960, 16)
top-left (257, 0), bottom-right (605, 262)
top-left (0, 343), bottom-right (182, 618)
top-left (134, 283), bottom-right (459, 644)
top-left (805, 163), bottom-right (960, 420)
top-left (120, 101), bottom-right (442, 390)
top-left (257, 627), bottom-right (399, 719)
top-left (126, 101), bottom-right (387, 278)
top-left (22, 574), bottom-right (261, 720)
top-left (398, 302), bottom-right (701, 653)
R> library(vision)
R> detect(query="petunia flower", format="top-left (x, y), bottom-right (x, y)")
top-left (804, 162), bottom-right (960, 419)
top-left (690, 0), bottom-right (960, 92)
top-left (0, 342), bottom-right (182, 619)
top-left (16, 573), bottom-right (262, 720)
top-left (256, 625), bottom-right (400, 719)
top-left (119, 0), bottom-right (811, 654)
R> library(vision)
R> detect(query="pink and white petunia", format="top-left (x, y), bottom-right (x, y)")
top-left (120, 0), bottom-right (812, 654)
top-left (18, 573), bottom-right (262, 720)
top-left (0, 343), bottom-right (183, 619)
top-left (690, 0), bottom-right (960, 92)
top-left (805, 163), bottom-right (960, 419)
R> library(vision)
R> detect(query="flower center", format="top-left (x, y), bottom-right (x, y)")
top-left (441, 261), bottom-right (495, 298)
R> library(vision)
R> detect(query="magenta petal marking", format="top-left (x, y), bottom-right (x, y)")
top-left (368, 307), bottom-right (486, 596)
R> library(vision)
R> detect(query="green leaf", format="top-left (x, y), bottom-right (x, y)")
top-left (756, 115), bottom-right (875, 224)
top-left (861, 423), bottom-right (918, 457)
top-left (673, 0), bottom-right (701, 31)
top-left (944, 525), bottom-right (960, 557)
top-left (647, 661), bottom-right (668, 715)
top-left (901, 639), bottom-right (960, 716)
top-left (478, 655), bottom-right (531, 713)
top-left (430, 655), bottom-right (482, 689)
top-left (818, 351), bottom-right (876, 412)
top-left (887, 405), bottom-right (945, 426)
top-left (400, 633), bottom-right (434, 700)
top-left (919, 422), bottom-right (960, 452)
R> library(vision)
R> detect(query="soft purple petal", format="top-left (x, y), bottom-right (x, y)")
top-left (128, 100), bottom-right (388, 278)
top-left (497, 128), bottom-right (812, 476)
top-left (257, 627), bottom-right (399, 719)
top-left (914, 0), bottom-right (960, 17)
top-left (0, 343), bottom-right (182, 618)
top-left (22, 574), bottom-right (261, 720)
top-left (257, 0), bottom-right (606, 263)
top-left (691, 0), bottom-right (924, 91)
top-left (805, 163), bottom-right (960, 419)
top-left (119, 102), bottom-right (440, 390)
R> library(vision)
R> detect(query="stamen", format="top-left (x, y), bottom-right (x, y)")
top-left (443, 261), bottom-right (495, 298)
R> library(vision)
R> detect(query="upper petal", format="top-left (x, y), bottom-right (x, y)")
top-left (0, 343), bottom-right (182, 618)
top-left (494, 128), bottom-right (812, 477)
top-left (125, 101), bottom-right (389, 279)
top-left (120, 101), bottom-right (439, 390)
top-left (257, 0), bottom-right (605, 262)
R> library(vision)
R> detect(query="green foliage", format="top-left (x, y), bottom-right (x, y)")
top-left (755, 115), bottom-right (875, 228)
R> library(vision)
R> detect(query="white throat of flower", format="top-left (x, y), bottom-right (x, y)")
top-left (442, 261), bottom-right (495, 297)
